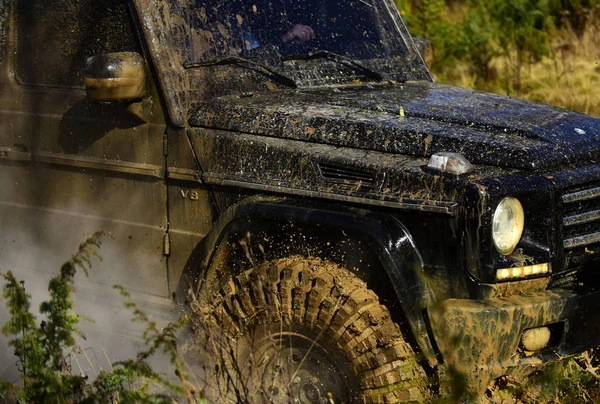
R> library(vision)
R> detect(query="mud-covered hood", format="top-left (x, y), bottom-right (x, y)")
top-left (189, 82), bottom-right (600, 170)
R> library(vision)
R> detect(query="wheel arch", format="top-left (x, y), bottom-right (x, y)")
top-left (177, 195), bottom-right (439, 366)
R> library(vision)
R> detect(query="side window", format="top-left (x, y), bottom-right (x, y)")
top-left (16, 0), bottom-right (139, 87)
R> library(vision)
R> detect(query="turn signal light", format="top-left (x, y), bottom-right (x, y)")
top-left (427, 152), bottom-right (473, 175)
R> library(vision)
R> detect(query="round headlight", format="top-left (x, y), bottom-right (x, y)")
top-left (492, 197), bottom-right (525, 255)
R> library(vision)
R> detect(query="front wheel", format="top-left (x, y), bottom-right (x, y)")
top-left (189, 257), bottom-right (428, 403)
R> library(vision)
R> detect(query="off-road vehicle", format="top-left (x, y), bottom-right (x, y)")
top-left (1, 0), bottom-right (600, 402)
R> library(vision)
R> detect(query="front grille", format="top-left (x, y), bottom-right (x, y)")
top-left (562, 180), bottom-right (600, 270)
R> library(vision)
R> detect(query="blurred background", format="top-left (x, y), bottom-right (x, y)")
top-left (395, 0), bottom-right (600, 116)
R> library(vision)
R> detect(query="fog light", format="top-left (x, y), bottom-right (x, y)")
top-left (521, 326), bottom-right (551, 352)
top-left (496, 263), bottom-right (551, 281)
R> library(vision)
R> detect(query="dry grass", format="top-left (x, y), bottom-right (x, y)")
top-left (435, 27), bottom-right (600, 117)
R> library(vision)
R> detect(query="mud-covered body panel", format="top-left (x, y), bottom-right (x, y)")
top-left (190, 82), bottom-right (600, 170)
top-left (429, 287), bottom-right (600, 392)
top-left (190, 127), bottom-right (462, 215)
top-left (0, 0), bottom-right (181, 383)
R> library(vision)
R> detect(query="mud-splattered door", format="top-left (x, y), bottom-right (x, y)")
top-left (0, 1), bottom-right (169, 302)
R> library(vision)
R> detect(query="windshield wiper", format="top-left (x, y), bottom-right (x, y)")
top-left (283, 50), bottom-right (383, 82)
top-left (184, 57), bottom-right (297, 88)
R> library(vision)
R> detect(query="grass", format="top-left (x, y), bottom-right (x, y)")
top-left (435, 26), bottom-right (600, 117)
top-left (485, 352), bottom-right (600, 403)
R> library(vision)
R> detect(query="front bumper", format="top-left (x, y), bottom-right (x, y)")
top-left (428, 287), bottom-right (600, 389)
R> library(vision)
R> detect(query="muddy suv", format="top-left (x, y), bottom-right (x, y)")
top-left (2, 0), bottom-right (600, 402)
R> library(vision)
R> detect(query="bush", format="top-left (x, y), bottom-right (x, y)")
top-left (549, 0), bottom-right (600, 37)
top-left (397, 0), bottom-right (600, 114)
top-left (0, 231), bottom-right (202, 403)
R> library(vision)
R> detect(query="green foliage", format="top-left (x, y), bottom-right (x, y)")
top-left (460, 5), bottom-right (499, 83)
top-left (1, 232), bottom-right (104, 402)
top-left (114, 286), bottom-right (198, 403)
top-left (485, 355), bottom-right (600, 402)
top-left (395, 0), bottom-right (447, 39)
top-left (0, 231), bottom-right (202, 403)
top-left (395, 0), bottom-right (474, 74)
top-left (486, 0), bottom-right (554, 89)
top-left (424, 352), bottom-right (600, 402)
top-left (548, 0), bottom-right (600, 36)
top-left (397, 0), bottom-right (598, 92)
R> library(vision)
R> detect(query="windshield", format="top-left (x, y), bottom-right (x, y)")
top-left (135, 0), bottom-right (430, 125)
top-left (184, 0), bottom-right (411, 63)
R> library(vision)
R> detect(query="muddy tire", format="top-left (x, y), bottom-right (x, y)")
top-left (189, 257), bottom-right (428, 403)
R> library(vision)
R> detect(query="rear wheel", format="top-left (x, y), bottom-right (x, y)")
top-left (189, 257), bottom-right (428, 403)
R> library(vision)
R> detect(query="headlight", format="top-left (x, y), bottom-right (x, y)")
top-left (492, 197), bottom-right (525, 255)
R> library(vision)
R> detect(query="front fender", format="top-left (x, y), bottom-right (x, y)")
top-left (178, 195), bottom-right (438, 365)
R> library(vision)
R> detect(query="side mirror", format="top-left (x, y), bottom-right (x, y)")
top-left (85, 52), bottom-right (147, 102)
top-left (412, 36), bottom-right (433, 67)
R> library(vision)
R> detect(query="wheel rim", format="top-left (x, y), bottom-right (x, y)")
top-left (254, 332), bottom-right (356, 403)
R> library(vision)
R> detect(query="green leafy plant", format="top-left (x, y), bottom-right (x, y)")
top-left (0, 231), bottom-right (202, 403)
top-left (397, 0), bottom-right (600, 116)
top-left (549, 0), bottom-right (600, 37)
